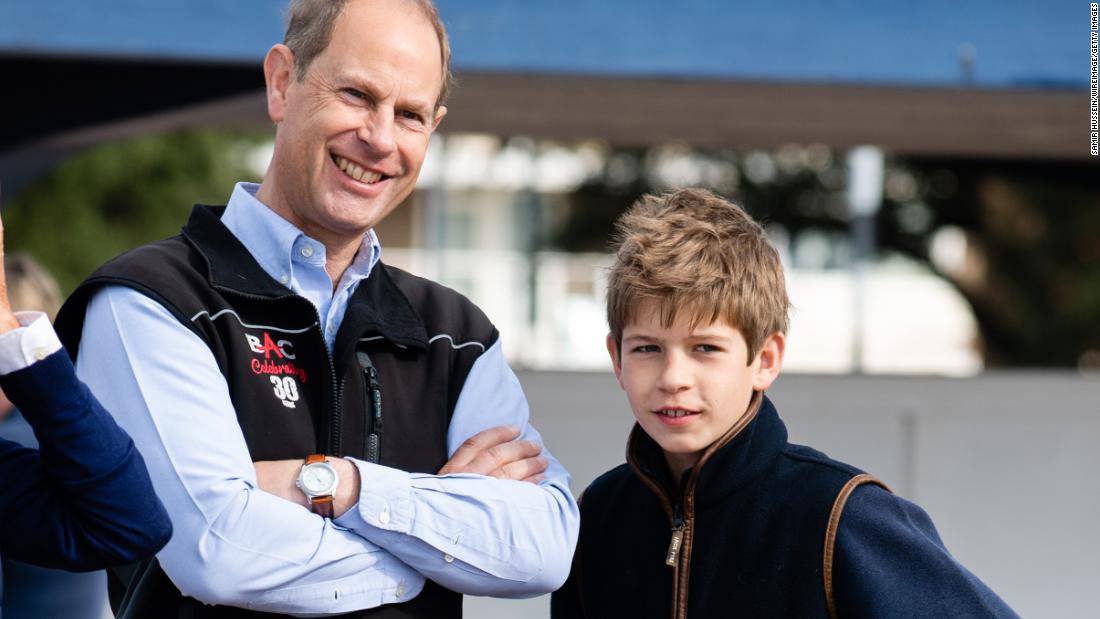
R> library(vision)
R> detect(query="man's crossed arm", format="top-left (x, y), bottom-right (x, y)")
top-left (77, 286), bottom-right (579, 614)
top-left (255, 424), bottom-right (550, 518)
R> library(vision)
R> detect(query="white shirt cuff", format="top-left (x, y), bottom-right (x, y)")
top-left (0, 311), bottom-right (64, 375)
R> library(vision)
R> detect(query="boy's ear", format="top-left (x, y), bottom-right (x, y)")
top-left (606, 333), bottom-right (625, 389)
top-left (264, 44), bottom-right (295, 124)
top-left (751, 332), bottom-right (785, 391)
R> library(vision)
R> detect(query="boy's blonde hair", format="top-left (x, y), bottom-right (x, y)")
top-left (607, 188), bottom-right (790, 362)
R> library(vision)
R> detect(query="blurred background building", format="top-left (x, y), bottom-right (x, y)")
top-left (1, 1), bottom-right (1097, 617)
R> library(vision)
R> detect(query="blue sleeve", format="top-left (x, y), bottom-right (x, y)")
top-left (833, 484), bottom-right (1020, 618)
top-left (0, 350), bottom-right (172, 571)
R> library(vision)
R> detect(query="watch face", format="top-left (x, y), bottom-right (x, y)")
top-left (301, 463), bottom-right (337, 495)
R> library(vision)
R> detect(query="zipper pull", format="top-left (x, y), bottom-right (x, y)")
top-left (357, 351), bottom-right (383, 464)
top-left (665, 504), bottom-right (685, 566)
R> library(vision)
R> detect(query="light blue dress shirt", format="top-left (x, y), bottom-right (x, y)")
top-left (74, 183), bottom-right (579, 615)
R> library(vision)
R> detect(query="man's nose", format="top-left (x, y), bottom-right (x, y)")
top-left (358, 109), bottom-right (397, 156)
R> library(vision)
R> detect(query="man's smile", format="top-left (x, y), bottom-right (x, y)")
top-left (331, 153), bottom-right (389, 184)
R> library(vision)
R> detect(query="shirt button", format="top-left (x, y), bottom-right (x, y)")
top-left (301, 245), bottom-right (314, 258)
top-left (443, 554), bottom-right (455, 564)
top-left (395, 582), bottom-right (406, 598)
top-left (280, 274), bottom-right (289, 284)
top-left (378, 511), bottom-right (390, 525)
top-left (33, 347), bottom-right (48, 361)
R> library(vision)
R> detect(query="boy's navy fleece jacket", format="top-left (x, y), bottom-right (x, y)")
top-left (552, 393), bottom-right (1019, 618)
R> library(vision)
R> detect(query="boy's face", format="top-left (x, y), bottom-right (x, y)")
top-left (607, 302), bottom-right (784, 476)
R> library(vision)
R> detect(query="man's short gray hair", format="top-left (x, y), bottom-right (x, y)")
top-left (283, 0), bottom-right (453, 107)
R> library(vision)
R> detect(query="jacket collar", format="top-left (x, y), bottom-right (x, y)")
top-left (627, 392), bottom-right (788, 509)
top-left (181, 204), bottom-right (428, 351)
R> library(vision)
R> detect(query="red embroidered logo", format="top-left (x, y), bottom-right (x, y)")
top-left (245, 331), bottom-right (308, 408)
top-left (246, 332), bottom-right (296, 359)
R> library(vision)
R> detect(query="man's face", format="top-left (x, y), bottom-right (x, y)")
top-left (608, 302), bottom-right (782, 475)
top-left (264, 0), bottom-right (445, 245)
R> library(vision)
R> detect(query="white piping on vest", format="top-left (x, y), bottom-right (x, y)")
top-left (357, 334), bottom-right (486, 352)
top-left (428, 334), bottom-right (486, 352)
top-left (191, 309), bottom-right (318, 334)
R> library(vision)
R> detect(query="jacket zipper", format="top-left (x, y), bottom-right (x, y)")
top-left (627, 394), bottom-right (764, 619)
top-left (673, 490), bottom-right (695, 619)
top-left (356, 350), bottom-right (383, 463)
top-left (627, 458), bottom-right (696, 619)
top-left (665, 502), bottom-right (685, 566)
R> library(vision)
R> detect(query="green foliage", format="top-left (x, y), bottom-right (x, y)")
top-left (4, 130), bottom-right (266, 293)
top-left (902, 160), bottom-right (1100, 367)
top-left (551, 146), bottom-right (1100, 367)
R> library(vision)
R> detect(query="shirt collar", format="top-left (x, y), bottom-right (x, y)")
top-left (221, 182), bottom-right (382, 286)
top-left (175, 203), bottom-right (429, 349)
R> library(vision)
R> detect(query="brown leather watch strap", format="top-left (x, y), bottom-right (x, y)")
top-left (303, 454), bottom-right (335, 518)
top-left (311, 495), bottom-right (335, 519)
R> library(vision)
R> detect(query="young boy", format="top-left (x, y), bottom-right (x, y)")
top-left (551, 189), bottom-right (1018, 618)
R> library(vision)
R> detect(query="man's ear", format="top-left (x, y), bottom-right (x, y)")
top-left (431, 105), bottom-right (447, 132)
top-left (751, 332), bottom-right (785, 391)
top-left (264, 44), bottom-right (296, 124)
top-left (606, 333), bottom-right (625, 389)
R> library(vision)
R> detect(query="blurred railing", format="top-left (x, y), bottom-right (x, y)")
top-left (382, 248), bottom-right (982, 374)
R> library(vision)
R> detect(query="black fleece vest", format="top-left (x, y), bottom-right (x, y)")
top-left (558, 396), bottom-right (869, 618)
top-left (56, 205), bottom-right (499, 618)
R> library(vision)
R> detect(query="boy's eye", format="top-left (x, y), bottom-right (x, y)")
top-left (632, 344), bottom-right (660, 354)
top-left (695, 344), bottom-right (721, 353)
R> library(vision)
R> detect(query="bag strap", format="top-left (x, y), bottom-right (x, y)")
top-left (824, 473), bottom-right (892, 619)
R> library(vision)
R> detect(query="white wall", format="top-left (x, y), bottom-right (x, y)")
top-left (465, 370), bottom-right (1100, 618)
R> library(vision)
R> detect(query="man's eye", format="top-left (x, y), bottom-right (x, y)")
top-left (400, 110), bottom-right (425, 123)
top-left (342, 88), bottom-right (366, 100)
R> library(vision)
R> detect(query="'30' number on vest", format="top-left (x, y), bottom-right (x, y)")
top-left (270, 376), bottom-right (300, 408)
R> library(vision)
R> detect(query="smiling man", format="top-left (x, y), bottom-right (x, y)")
top-left (53, 1), bottom-right (579, 617)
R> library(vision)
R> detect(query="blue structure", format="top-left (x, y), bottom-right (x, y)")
top-left (0, 0), bottom-right (1093, 191)
top-left (0, 0), bottom-right (1084, 88)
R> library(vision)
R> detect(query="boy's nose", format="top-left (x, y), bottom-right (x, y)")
top-left (656, 354), bottom-right (693, 392)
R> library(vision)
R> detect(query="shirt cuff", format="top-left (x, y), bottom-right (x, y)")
top-left (336, 458), bottom-right (415, 534)
top-left (0, 312), bottom-right (63, 375)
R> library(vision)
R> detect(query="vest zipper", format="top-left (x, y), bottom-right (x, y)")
top-left (222, 291), bottom-right (342, 455)
top-left (356, 350), bottom-right (383, 464)
top-left (318, 312), bottom-right (341, 456)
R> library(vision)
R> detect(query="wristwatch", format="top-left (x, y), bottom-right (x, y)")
top-left (296, 454), bottom-right (339, 518)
